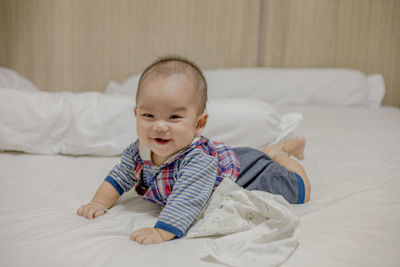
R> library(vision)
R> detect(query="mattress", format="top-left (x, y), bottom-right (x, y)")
top-left (1, 105), bottom-right (399, 267)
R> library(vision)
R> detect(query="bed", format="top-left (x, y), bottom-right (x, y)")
top-left (1, 67), bottom-right (399, 267)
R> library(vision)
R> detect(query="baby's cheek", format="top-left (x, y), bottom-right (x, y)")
top-left (136, 123), bottom-right (148, 136)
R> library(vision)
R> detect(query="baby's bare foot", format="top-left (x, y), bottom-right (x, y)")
top-left (267, 150), bottom-right (289, 161)
top-left (283, 135), bottom-right (306, 160)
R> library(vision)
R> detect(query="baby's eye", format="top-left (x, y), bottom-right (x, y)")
top-left (169, 114), bottom-right (181, 120)
top-left (141, 113), bottom-right (154, 118)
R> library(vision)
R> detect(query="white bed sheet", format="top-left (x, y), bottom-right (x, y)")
top-left (1, 106), bottom-right (400, 267)
top-left (279, 106), bottom-right (400, 267)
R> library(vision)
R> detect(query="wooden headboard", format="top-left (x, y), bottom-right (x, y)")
top-left (1, 0), bottom-right (399, 107)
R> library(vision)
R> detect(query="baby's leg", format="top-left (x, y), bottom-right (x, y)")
top-left (270, 150), bottom-right (310, 202)
top-left (262, 135), bottom-right (305, 160)
top-left (262, 136), bottom-right (310, 202)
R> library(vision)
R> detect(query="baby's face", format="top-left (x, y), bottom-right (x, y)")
top-left (134, 74), bottom-right (207, 166)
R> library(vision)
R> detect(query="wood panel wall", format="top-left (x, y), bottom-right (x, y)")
top-left (0, 0), bottom-right (260, 92)
top-left (261, 0), bottom-right (400, 107)
top-left (0, 0), bottom-right (399, 107)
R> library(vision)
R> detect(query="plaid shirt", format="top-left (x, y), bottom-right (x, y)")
top-left (105, 136), bottom-right (240, 238)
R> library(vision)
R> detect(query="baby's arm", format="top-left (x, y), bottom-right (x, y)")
top-left (77, 181), bottom-right (120, 220)
top-left (78, 142), bottom-right (139, 220)
top-left (130, 150), bottom-right (218, 245)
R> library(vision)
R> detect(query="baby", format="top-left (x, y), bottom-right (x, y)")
top-left (77, 56), bottom-right (310, 245)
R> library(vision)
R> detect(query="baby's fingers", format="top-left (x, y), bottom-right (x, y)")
top-left (77, 205), bottom-right (89, 218)
top-left (130, 230), bottom-right (146, 244)
top-left (77, 205), bottom-right (94, 220)
top-left (93, 209), bottom-right (105, 219)
top-left (86, 208), bottom-right (97, 220)
top-left (130, 231), bottom-right (140, 241)
top-left (77, 206), bottom-right (83, 216)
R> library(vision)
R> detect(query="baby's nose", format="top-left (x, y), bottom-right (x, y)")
top-left (153, 120), bottom-right (168, 132)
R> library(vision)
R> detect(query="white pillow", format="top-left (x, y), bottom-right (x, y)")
top-left (367, 74), bottom-right (385, 108)
top-left (104, 74), bottom-right (140, 96)
top-left (105, 68), bottom-right (385, 108)
top-left (0, 89), bottom-right (300, 155)
top-left (205, 68), bottom-right (385, 108)
top-left (0, 66), bottom-right (38, 91)
top-left (204, 98), bottom-right (302, 149)
top-left (0, 88), bottom-right (135, 155)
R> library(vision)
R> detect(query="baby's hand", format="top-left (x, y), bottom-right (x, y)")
top-left (77, 202), bottom-right (107, 220)
top-left (130, 227), bottom-right (175, 245)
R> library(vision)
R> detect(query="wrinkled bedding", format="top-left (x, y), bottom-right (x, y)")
top-left (187, 178), bottom-right (299, 267)
top-left (1, 106), bottom-right (400, 267)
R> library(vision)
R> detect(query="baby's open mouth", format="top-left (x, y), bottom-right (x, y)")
top-left (154, 138), bottom-right (171, 144)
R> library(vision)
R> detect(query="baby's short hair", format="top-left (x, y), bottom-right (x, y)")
top-left (137, 55), bottom-right (207, 113)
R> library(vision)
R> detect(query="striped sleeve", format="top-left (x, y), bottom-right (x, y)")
top-left (104, 142), bottom-right (138, 195)
top-left (154, 148), bottom-right (218, 238)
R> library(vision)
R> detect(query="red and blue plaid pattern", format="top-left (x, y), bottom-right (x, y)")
top-left (105, 136), bottom-right (240, 237)
top-left (105, 136), bottom-right (240, 207)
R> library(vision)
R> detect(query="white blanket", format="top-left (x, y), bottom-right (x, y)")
top-left (2, 106), bottom-right (400, 267)
top-left (187, 179), bottom-right (299, 267)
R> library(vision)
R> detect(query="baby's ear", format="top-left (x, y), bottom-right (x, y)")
top-left (133, 107), bottom-right (137, 117)
top-left (196, 113), bottom-right (208, 135)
